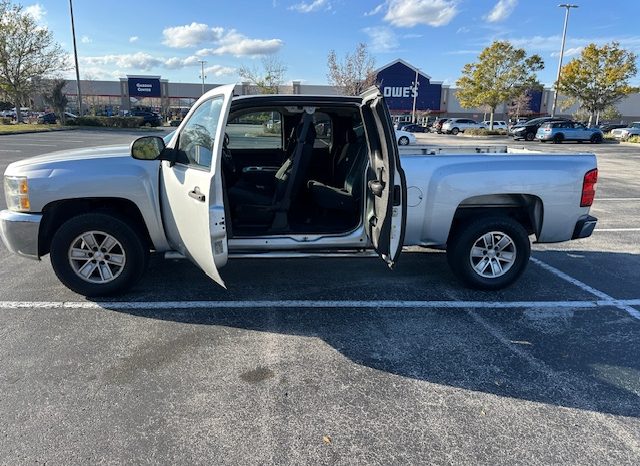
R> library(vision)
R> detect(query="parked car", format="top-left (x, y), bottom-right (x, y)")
top-left (441, 118), bottom-right (485, 135)
top-left (37, 112), bottom-right (77, 124)
top-left (0, 85), bottom-right (598, 296)
top-left (610, 122), bottom-right (640, 140)
top-left (536, 121), bottom-right (604, 144)
top-left (481, 120), bottom-right (507, 130)
top-left (431, 118), bottom-right (449, 133)
top-left (401, 124), bottom-right (428, 133)
top-left (130, 110), bottom-right (162, 127)
top-left (394, 122), bottom-right (413, 130)
top-left (510, 117), bottom-right (570, 141)
top-left (598, 123), bottom-right (627, 133)
top-left (395, 129), bottom-right (417, 145)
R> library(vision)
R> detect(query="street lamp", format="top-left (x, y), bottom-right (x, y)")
top-left (550, 3), bottom-right (579, 117)
top-left (69, 0), bottom-right (83, 115)
top-left (199, 60), bottom-right (207, 95)
top-left (411, 67), bottom-right (420, 123)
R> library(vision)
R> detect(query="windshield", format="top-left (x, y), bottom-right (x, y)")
top-left (163, 131), bottom-right (176, 144)
top-left (631, 122), bottom-right (640, 129)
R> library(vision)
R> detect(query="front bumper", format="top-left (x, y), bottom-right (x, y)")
top-left (572, 215), bottom-right (598, 239)
top-left (0, 210), bottom-right (42, 259)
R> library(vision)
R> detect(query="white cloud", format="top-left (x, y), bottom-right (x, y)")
top-left (550, 46), bottom-right (584, 58)
top-left (195, 30), bottom-right (283, 57)
top-left (383, 0), bottom-right (458, 27)
top-left (456, 26), bottom-right (470, 34)
top-left (363, 26), bottom-right (399, 53)
top-left (81, 35), bottom-right (91, 44)
top-left (129, 36), bottom-right (139, 43)
top-left (485, 0), bottom-right (518, 23)
top-left (289, 0), bottom-right (330, 13)
top-left (162, 23), bottom-right (283, 56)
top-left (204, 65), bottom-right (236, 77)
top-left (162, 22), bottom-right (224, 48)
top-left (80, 52), bottom-right (212, 73)
top-left (364, 3), bottom-right (385, 16)
top-left (24, 4), bottom-right (46, 23)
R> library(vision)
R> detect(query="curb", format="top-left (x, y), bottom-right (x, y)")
top-left (0, 126), bottom-right (170, 136)
top-left (0, 127), bottom-right (79, 136)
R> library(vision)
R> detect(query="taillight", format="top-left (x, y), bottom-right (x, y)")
top-left (581, 168), bottom-right (598, 207)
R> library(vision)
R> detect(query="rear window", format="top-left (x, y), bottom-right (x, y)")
top-left (226, 110), bottom-right (283, 150)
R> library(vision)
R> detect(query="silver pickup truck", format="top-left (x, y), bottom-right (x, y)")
top-left (1, 85), bottom-right (598, 296)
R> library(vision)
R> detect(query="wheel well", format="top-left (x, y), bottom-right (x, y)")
top-left (448, 194), bottom-right (543, 242)
top-left (38, 198), bottom-right (153, 256)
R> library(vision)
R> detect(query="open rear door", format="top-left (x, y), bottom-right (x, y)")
top-left (360, 87), bottom-right (407, 267)
top-left (160, 84), bottom-right (235, 287)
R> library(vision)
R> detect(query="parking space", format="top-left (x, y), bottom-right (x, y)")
top-left (1, 129), bottom-right (639, 464)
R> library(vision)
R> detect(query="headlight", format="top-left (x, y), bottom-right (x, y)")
top-left (3, 176), bottom-right (30, 211)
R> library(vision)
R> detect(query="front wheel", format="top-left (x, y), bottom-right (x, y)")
top-left (451, 127), bottom-right (460, 135)
top-left (525, 132), bottom-right (535, 141)
top-left (590, 134), bottom-right (603, 144)
top-left (50, 213), bottom-right (149, 296)
top-left (398, 136), bottom-right (410, 146)
top-left (447, 216), bottom-right (531, 290)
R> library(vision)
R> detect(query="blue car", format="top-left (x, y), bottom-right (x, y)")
top-left (536, 121), bottom-right (604, 144)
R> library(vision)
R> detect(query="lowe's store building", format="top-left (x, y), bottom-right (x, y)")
top-left (52, 59), bottom-right (640, 123)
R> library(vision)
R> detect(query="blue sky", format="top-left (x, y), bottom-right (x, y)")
top-left (23, 0), bottom-right (640, 87)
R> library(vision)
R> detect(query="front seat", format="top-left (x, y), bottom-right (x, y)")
top-left (307, 128), bottom-right (366, 212)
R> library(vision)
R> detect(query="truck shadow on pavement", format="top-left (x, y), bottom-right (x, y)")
top-left (99, 249), bottom-right (640, 418)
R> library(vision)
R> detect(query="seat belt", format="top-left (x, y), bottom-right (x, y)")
top-left (270, 112), bottom-right (314, 230)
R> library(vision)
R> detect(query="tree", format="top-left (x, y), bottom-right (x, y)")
top-left (238, 56), bottom-right (287, 94)
top-left (327, 43), bottom-right (376, 96)
top-left (599, 105), bottom-right (623, 123)
top-left (558, 42), bottom-right (638, 126)
top-left (455, 41), bottom-right (544, 129)
top-left (0, 0), bottom-right (67, 122)
top-left (43, 79), bottom-right (68, 124)
top-left (507, 90), bottom-right (533, 121)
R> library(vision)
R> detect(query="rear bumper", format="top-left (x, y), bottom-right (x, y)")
top-left (0, 210), bottom-right (42, 260)
top-left (572, 215), bottom-right (598, 239)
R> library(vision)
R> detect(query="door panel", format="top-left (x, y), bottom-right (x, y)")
top-left (360, 87), bottom-right (407, 267)
top-left (160, 84), bottom-right (235, 286)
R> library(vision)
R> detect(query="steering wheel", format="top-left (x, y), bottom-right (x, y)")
top-left (221, 132), bottom-right (235, 174)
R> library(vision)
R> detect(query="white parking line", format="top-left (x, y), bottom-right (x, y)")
top-left (0, 149), bottom-right (21, 153)
top-left (0, 299), bottom-right (639, 310)
top-left (531, 257), bottom-right (640, 320)
top-left (0, 143), bottom-right (59, 147)
top-left (594, 228), bottom-right (640, 232)
top-left (596, 198), bottom-right (640, 201)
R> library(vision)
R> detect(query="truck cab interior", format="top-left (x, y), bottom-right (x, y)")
top-left (221, 103), bottom-right (368, 237)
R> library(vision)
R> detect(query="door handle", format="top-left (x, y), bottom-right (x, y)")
top-left (188, 187), bottom-right (206, 202)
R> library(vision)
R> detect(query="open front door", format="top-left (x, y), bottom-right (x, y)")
top-left (160, 84), bottom-right (235, 287)
top-left (360, 87), bottom-right (407, 267)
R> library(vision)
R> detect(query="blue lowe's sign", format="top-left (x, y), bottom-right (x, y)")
top-left (128, 77), bottom-right (161, 98)
top-left (375, 60), bottom-right (441, 112)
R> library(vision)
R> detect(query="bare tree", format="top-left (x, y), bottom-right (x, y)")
top-left (0, 0), bottom-right (68, 122)
top-left (327, 43), bottom-right (376, 96)
top-left (238, 56), bottom-right (287, 94)
top-left (508, 91), bottom-right (533, 121)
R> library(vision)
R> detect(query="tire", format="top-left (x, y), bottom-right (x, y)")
top-left (398, 136), bottom-right (410, 146)
top-left (451, 127), bottom-right (460, 135)
top-left (447, 216), bottom-right (531, 290)
top-left (553, 133), bottom-right (564, 144)
top-left (590, 134), bottom-right (603, 144)
top-left (50, 213), bottom-right (149, 296)
top-left (525, 132), bottom-right (535, 141)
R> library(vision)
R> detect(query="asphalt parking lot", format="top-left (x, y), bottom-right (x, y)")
top-left (1, 129), bottom-right (639, 464)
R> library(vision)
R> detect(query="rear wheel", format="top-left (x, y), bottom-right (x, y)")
top-left (447, 216), bottom-right (531, 290)
top-left (398, 136), bottom-right (410, 146)
top-left (553, 133), bottom-right (564, 144)
top-left (50, 213), bottom-right (148, 296)
top-left (451, 127), bottom-right (460, 135)
top-left (590, 133), bottom-right (603, 144)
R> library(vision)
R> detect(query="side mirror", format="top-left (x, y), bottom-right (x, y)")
top-left (131, 136), bottom-right (166, 160)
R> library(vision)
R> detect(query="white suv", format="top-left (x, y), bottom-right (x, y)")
top-left (442, 118), bottom-right (485, 135)
top-left (480, 120), bottom-right (507, 130)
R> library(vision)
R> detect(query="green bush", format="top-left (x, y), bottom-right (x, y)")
top-left (0, 117), bottom-right (12, 125)
top-left (67, 116), bottom-right (144, 128)
top-left (628, 135), bottom-right (640, 143)
top-left (465, 128), bottom-right (508, 136)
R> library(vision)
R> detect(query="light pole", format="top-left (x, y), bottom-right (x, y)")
top-left (69, 0), bottom-right (83, 115)
top-left (199, 60), bottom-right (207, 95)
top-left (411, 68), bottom-right (420, 123)
top-left (550, 3), bottom-right (578, 117)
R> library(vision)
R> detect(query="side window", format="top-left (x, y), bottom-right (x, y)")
top-left (177, 96), bottom-right (224, 169)
top-left (314, 112), bottom-right (332, 149)
top-left (227, 111), bottom-right (283, 150)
